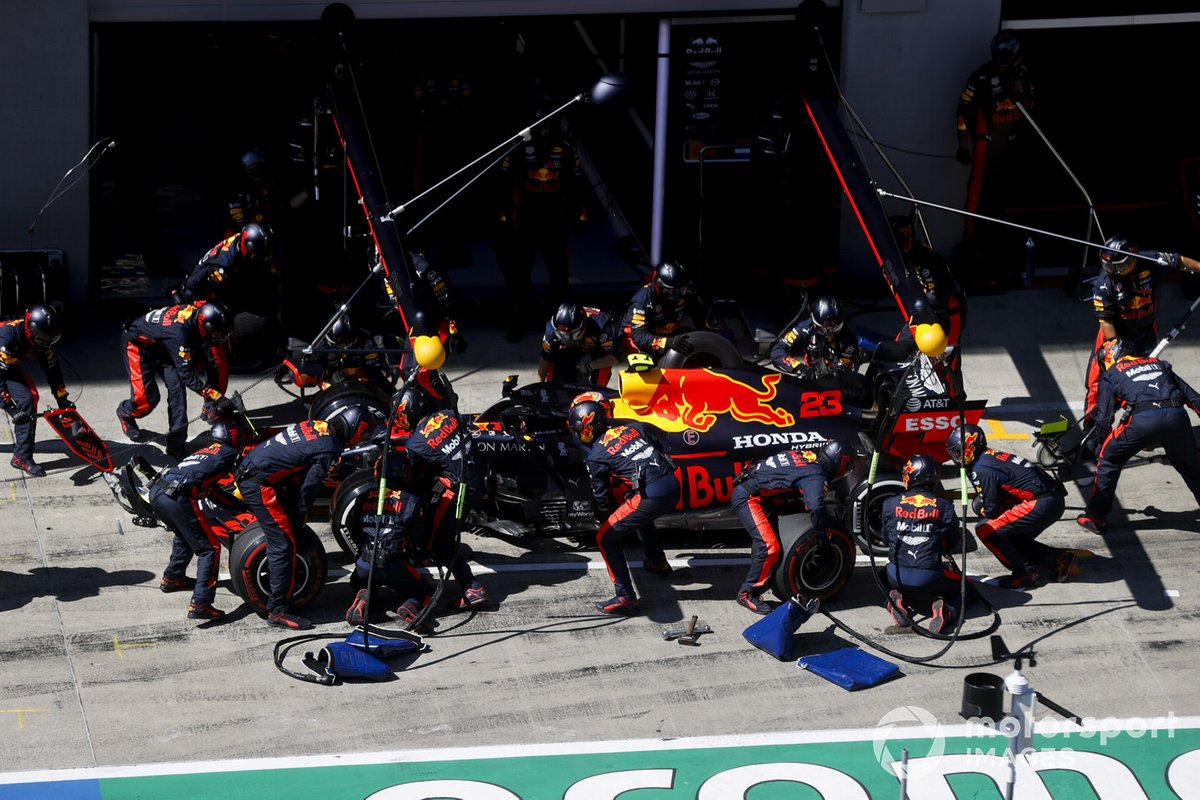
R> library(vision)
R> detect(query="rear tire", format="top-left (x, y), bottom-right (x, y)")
top-left (228, 522), bottom-right (328, 615)
top-left (307, 382), bottom-right (391, 429)
top-left (771, 515), bottom-right (855, 602)
top-left (329, 468), bottom-right (378, 558)
top-left (658, 331), bottom-right (742, 369)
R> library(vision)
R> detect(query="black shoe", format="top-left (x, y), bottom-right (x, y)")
top-left (1076, 514), bottom-right (1108, 535)
top-left (736, 591), bottom-right (777, 615)
top-left (594, 595), bottom-right (640, 616)
top-left (187, 602), bottom-right (225, 620)
top-left (886, 589), bottom-right (913, 627)
top-left (345, 588), bottom-right (369, 626)
top-left (1054, 550), bottom-right (1077, 583)
top-left (928, 598), bottom-right (955, 635)
top-left (160, 575), bottom-right (196, 593)
top-left (10, 456), bottom-right (46, 478)
top-left (117, 412), bottom-right (145, 442)
top-left (267, 611), bottom-right (313, 630)
top-left (997, 565), bottom-right (1048, 590)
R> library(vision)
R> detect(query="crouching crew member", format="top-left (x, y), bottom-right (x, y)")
top-left (396, 388), bottom-right (489, 612)
top-left (770, 295), bottom-right (860, 377)
top-left (947, 423), bottom-right (1075, 588)
top-left (1, 304), bottom-right (70, 477)
top-left (345, 477), bottom-right (435, 628)
top-left (1078, 338), bottom-right (1200, 535)
top-left (238, 405), bottom-right (374, 629)
top-left (538, 303), bottom-right (617, 386)
top-left (883, 454), bottom-right (966, 635)
top-left (731, 439), bottom-right (855, 615)
top-left (116, 302), bottom-right (234, 459)
top-left (152, 421), bottom-right (245, 620)
top-left (571, 397), bottom-right (681, 616)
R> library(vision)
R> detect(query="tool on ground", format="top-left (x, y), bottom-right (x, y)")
top-left (662, 615), bottom-right (711, 643)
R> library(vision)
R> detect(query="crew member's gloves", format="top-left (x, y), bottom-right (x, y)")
top-left (447, 330), bottom-right (469, 355)
top-left (214, 396), bottom-right (236, 418)
top-left (955, 146), bottom-right (972, 166)
top-left (7, 406), bottom-right (33, 426)
top-left (668, 336), bottom-right (694, 357)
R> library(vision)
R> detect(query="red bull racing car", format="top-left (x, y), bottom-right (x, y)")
top-left (330, 333), bottom-right (984, 603)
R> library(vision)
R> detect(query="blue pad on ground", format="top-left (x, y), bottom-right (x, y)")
top-left (798, 646), bottom-right (901, 690)
top-left (345, 626), bottom-right (427, 659)
top-left (743, 597), bottom-right (819, 661)
top-left (317, 641), bottom-right (391, 682)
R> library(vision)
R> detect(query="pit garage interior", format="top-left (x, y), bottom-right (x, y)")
top-left (4, 1), bottom-right (1200, 341)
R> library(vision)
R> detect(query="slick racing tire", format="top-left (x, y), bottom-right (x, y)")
top-left (329, 467), bottom-right (378, 559)
top-left (849, 476), bottom-right (904, 557)
top-left (228, 311), bottom-right (282, 374)
top-left (307, 383), bottom-right (391, 430)
top-left (771, 515), bottom-right (855, 602)
top-left (228, 522), bottom-right (328, 615)
top-left (658, 331), bottom-right (742, 369)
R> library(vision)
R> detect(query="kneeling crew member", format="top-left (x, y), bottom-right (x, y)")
top-left (152, 421), bottom-right (245, 620)
top-left (731, 438), bottom-right (855, 615)
top-left (571, 398), bottom-right (681, 616)
top-left (947, 423), bottom-right (1074, 588)
top-left (345, 476), bottom-right (435, 628)
top-left (1079, 338), bottom-right (1200, 534)
top-left (883, 454), bottom-right (965, 635)
top-left (238, 405), bottom-right (374, 629)
top-left (397, 388), bottom-right (489, 612)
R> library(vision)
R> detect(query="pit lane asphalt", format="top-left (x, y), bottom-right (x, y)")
top-left (2, 286), bottom-right (1199, 774)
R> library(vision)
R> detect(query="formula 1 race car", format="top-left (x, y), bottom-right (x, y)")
top-left (330, 332), bottom-right (985, 603)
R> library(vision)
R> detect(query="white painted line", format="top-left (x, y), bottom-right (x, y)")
top-left (6, 718), bottom-right (1200, 783)
top-left (984, 400), bottom-right (1086, 415)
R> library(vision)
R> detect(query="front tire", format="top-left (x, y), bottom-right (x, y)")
top-left (771, 515), bottom-right (855, 602)
top-left (228, 522), bottom-right (328, 615)
top-left (329, 468), bottom-right (378, 559)
top-left (849, 476), bottom-right (903, 557)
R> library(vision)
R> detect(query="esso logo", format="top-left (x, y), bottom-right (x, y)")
top-left (902, 413), bottom-right (958, 432)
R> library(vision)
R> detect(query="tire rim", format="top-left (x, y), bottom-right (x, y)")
top-left (790, 536), bottom-right (845, 594)
top-left (253, 553), bottom-right (312, 601)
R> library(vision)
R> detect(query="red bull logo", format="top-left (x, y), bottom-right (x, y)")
top-left (420, 412), bottom-right (448, 437)
top-left (632, 370), bottom-right (795, 433)
top-left (906, 493), bottom-right (938, 509)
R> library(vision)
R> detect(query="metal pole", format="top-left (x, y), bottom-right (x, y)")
top-left (650, 18), bottom-right (671, 266)
top-left (875, 188), bottom-right (1166, 266)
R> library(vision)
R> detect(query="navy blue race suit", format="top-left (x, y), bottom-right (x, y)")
top-left (967, 449), bottom-right (1068, 574)
top-left (353, 486), bottom-right (434, 608)
top-left (617, 282), bottom-right (711, 359)
top-left (585, 421), bottom-right (679, 602)
top-left (883, 490), bottom-right (965, 616)
top-left (237, 420), bottom-right (340, 614)
top-left (538, 307), bottom-right (615, 386)
top-left (117, 303), bottom-right (227, 454)
top-left (152, 441), bottom-right (240, 607)
top-left (1086, 252), bottom-right (1186, 414)
top-left (770, 319), bottom-right (860, 376)
top-left (405, 410), bottom-right (481, 593)
top-left (1088, 355), bottom-right (1200, 521)
top-left (731, 449), bottom-right (836, 599)
top-left (0, 317), bottom-right (69, 463)
top-left (494, 128), bottom-right (584, 310)
top-left (955, 55), bottom-right (1034, 242)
